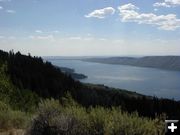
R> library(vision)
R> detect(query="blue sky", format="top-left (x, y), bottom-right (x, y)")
top-left (0, 0), bottom-right (180, 56)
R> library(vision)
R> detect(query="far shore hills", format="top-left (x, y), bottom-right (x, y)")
top-left (45, 56), bottom-right (180, 74)
top-left (82, 56), bottom-right (180, 71)
top-left (45, 56), bottom-right (180, 81)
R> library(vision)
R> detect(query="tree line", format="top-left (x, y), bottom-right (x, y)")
top-left (0, 49), bottom-right (180, 119)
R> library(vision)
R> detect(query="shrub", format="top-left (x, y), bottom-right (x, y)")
top-left (27, 98), bottom-right (81, 135)
top-left (27, 97), bottom-right (164, 135)
top-left (0, 101), bottom-right (10, 111)
top-left (0, 101), bottom-right (29, 130)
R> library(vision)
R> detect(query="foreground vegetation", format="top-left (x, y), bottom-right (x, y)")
top-left (0, 95), bottom-right (165, 135)
top-left (0, 101), bottom-right (29, 131)
top-left (27, 97), bottom-right (165, 135)
top-left (0, 49), bottom-right (179, 134)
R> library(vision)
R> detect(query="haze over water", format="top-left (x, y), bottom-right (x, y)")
top-left (47, 58), bottom-right (180, 100)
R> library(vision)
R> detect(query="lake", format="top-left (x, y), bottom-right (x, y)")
top-left (46, 59), bottom-right (180, 100)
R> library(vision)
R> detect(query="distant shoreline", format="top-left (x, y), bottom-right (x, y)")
top-left (82, 56), bottom-right (180, 71)
top-left (43, 58), bottom-right (88, 80)
top-left (57, 66), bottom-right (87, 80)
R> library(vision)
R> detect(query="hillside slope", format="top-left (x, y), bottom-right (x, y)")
top-left (84, 56), bottom-right (180, 71)
top-left (0, 50), bottom-right (180, 119)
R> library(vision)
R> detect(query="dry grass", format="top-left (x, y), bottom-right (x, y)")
top-left (0, 129), bottom-right (25, 135)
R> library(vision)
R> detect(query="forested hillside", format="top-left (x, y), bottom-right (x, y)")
top-left (0, 49), bottom-right (180, 119)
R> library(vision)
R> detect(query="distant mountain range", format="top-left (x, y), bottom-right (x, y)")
top-left (83, 56), bottom-right (180, 71)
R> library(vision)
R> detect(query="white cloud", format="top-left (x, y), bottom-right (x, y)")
top-left (69, 36), bottom-right (82, 40)
top-left (154, 8), bottom-right (158, 11)
top-left (119, 3), bottom-right (139, 11)
top-left (113, 39), bottom-right (125, 44)
top-left (153, 0), bottom-right (180, 7)
top-left (84, 37), bottom-right (94, 41)
top-left (165, 0), bottom-right (180, 5)
top-left (118, 3), bottom-right (180, 30)
top-left (69, 36), bottom-right (109, 41)
top-left (8, 36), bottom-right (16, 40)
top-left (0, 36), bottom-right (5, 39)
top-left (153, 2), bottom-right (171, 7)
top-left (37, 35), bottom-right (54, 40)
top-left (35, 30), bottom-right (60, 34)
top-left (6, 9), bottom-right (16, 13)
top-left (35, 30), bottom-right (43, 33)
top-left (29, 35), bottom-right (55, 41)
top-left (85, 7), bottom-right (115, 19)
top-left (98, 38), bottom-right (107, 41)
top-left (0, 6), bottom-right (3, 10)
top-left (28, 36), bottom-right (35, 39)
top-left (52, 30), bottom-right (59, 33)
top-left (69, 36), bottom-right (95, 41)
top-left (0, 0), bottom-right (11, 2)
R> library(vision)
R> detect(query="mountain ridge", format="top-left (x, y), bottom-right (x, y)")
top-left (83, 56), bottom-right (180, 71)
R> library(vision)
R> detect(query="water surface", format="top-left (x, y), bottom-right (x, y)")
top-left (47, 59), bottom-right (180, 100)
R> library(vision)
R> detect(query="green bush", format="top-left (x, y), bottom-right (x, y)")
top-left (27, 97), bottom-right (164, 135)
top-left (0, 101), bottom-right (10, 111)
top-left (27, 98), bottom-right (82, 135)
top-left (0, 101), bottom-right (29, 130)
top-left (0, 63), bottom-right (39, 112)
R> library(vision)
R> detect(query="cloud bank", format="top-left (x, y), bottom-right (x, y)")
top-left (85, 7), bottom-right (115, 19)
top-left (6, 9), bottom-right (16, 13)
top-left (118, 3), bottom-right (180, 30)
top-left (153, 0), bottom-right (180, 7)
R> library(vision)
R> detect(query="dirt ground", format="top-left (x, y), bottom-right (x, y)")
top-left (0, 129), bottom-right (25, 135)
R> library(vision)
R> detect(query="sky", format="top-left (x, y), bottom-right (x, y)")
top-left (0, 0), bottom-right (180, 56)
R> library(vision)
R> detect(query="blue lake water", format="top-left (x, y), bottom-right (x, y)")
top-left (47, 59), bottom-right (180, 100)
